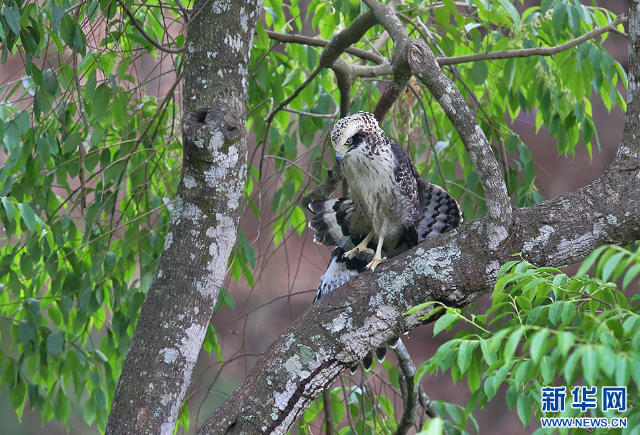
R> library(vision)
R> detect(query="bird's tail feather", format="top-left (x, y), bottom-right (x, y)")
top-left (308, 198), bottom-right (353, 246)
top-left (417, 183), bottom-right (463, 241)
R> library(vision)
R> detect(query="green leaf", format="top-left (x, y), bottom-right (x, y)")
top-left (18, 320), bottom-right (36, 344)
top-left (577, 245), bottom-right (608, 276)
top-left (517, 392), bottom-right (532, 426)
top-left (290, 206), bottom-right (305, 235)
top-left (602, 252), bottom-right (625, 282)
top-left (42, 69), bottom-right (59, 95)
top-left (541, 0), bottom-right (555, 14)
top-left (529, 329), bottom-right (549, 363)
top-left (582, 347), bottom-right (597, 385)
top-left (457, 340), bottom-right (477, 373)
top-left (497, 0), bottom-right (521, 28)
top-left (3, 6), bottom-right (22, 34)
top-left (1, 197), bottom-right (15, 221)
top-left (504, 328), bottom-right (524, 362)
top-left (56, 388), bottom-right (71, 421)
top-left (48, 305), bottom-right (62, 326)
top-left (18, 203), bottom-right (36, 232)
top-left (433, 313), bottom-right (458, 336)
top-left (47, 332), bottom-right (64, 355)
top-left (416, 417), bottom-right (444, 435)
top-left (405, 300), bottom-right (439, 315)
top-left (51, 3), bottom-right (64, 33)
top-left (83, 397), bottom-right (97, 425)
top-left (552, 2), bottom-right (567, 30)
top-left (8, 379), bottom-right (27, 411)
top-left (59, 14), bottom-right (77, 49)
top-left (93, 350), bottom-right (108, 363)
top-left (623, 263), bottom-right (640, 290)
top-left (471, 61), bottom-right (488, 86)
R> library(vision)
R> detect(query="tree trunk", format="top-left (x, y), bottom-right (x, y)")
top-left (105, 1), bottom-right (263, 433)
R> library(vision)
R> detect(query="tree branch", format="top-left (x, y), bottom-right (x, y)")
top-left (409, 39), bottom-right (513, 230)
top-left (333, 59), bottom-right (355, 118)
top-left (437, 15), bottom-right (627, 66)
top-left (71, 6), bottom-right (91, 211)
top-left (116, 0), bottom-right (186, 53)
top-left (361, 0), bottom-right (412, 122)
top-left (265, 30), bottom-right (385, 64)
top-left (301, 164), bottom-right (343, 208)
top-left (265, 10), bottom-right (380, 125)
top-left (393, 341), bottom-right (439, 421)
top-left (322, 389), bottom-right (335, 435)
top-left (319, 10), bottom-right (378, 68)
top-left (393, 341), bottom-right (420, 435)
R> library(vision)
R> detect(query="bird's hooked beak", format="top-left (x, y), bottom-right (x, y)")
top-left (335, 154), bottom-right (344, 165)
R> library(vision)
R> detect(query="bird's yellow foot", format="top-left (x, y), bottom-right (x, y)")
top-left (343, 245), bottom-right (375, 260)
top-left (365, 256), bottom-right (388, 272)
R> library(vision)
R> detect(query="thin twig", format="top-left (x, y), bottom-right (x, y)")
top-left (437, 15), bottom-right (628, 66)
top-left (322, 389), bottom-right (335, 435)
top-left (66, 0), bottom-right (89, 14)
top-left (393, 341), bottom-right (420, 435)
top-left (116, 0), bottom-right (186, 53)
top-left (283, 107), bottom-right (338, 118)
top-left (71, 7), bottom-right (92, 210)
top-left (341, 376), bottom-right (358, 435)
top-left (394, 341), bottom-right (440, 427)
top-left (266, 30), bottom-right (385, 64)
top-left (263, 155), bottom-right (320, 181)
top-left (265, 65), bottom-right (322, 124)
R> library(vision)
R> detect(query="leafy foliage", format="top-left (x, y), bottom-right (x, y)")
top-left (0, 0), bottom-right (188, 430)
top-left (409, 245), bottom-right (640, 434)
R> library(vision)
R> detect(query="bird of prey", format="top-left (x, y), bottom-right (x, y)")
top-left (308, 111), bottom-right (463, 372)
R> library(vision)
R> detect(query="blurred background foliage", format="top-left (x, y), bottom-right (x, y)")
top-left (0, 0), bottom-right (632, 433)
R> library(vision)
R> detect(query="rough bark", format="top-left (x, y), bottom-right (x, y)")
top-left (408, 39), bottom-right (513, 231)
top-left (197, 3), bottom-right (640, 434)
top-left (105, 1), bottom-right (263, 433)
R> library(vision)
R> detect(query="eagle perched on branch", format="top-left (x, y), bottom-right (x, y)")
top-left (308, 111), bottom-right (463, 372)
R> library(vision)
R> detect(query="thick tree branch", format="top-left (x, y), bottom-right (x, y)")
top-left (333, 59), bottom-right (355, 118)
top-left (409, 39), bottom-right (513, 232)
top-left (319, 11), bottom-right (378, 68)
top-left (266, 11), bottom-right (380, 125)
top-left (363, 0), bottom-right (413, 122)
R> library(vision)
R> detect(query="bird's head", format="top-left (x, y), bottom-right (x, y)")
top-left (330, 111), bottom-right (383, 164)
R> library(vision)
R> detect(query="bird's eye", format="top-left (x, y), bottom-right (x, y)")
top-left (345, 137), bottom-right (353, 146)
